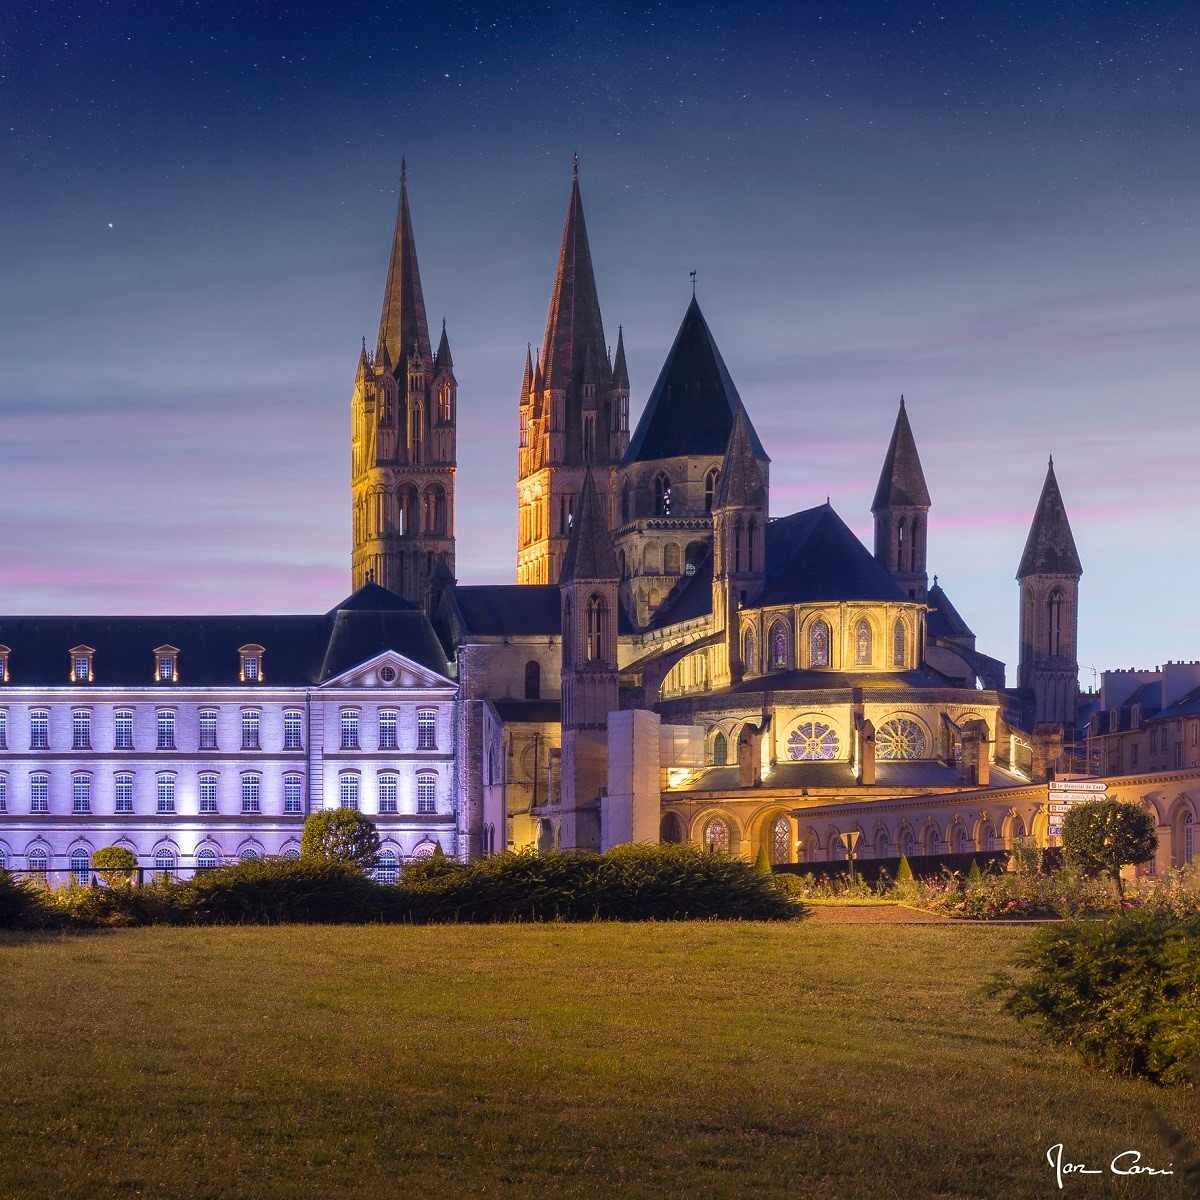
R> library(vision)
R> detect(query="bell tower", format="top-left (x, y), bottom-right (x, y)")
top-left (872, 396), bottom-right (931, 601)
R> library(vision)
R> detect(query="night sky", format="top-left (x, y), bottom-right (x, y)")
top-left (3, 1), bottom-right (1198, 681)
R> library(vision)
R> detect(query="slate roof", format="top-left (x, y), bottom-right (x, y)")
top-left (871, 398), bottom-right (931, 510)
top-left (444, 583), bottom-right (636, 639)
top-left (729, 666), bottom-right (960, 694)
top-left (0, 586), bottom-right (449, 686)
top-left (624, 296), bottom-right (768, 464)
top-left (1017, 458), bottom-right (1083, 578)
top-left (560, 469), bottom-right (620, 583)
top-left (926, 581), bottom-right (974, 640)
top-left (759, 505), bottom-right (907, 606)
top-left (1156, 684), bottom-right (1200, 721)
top-left (647, 548), bottom-right (714, 630)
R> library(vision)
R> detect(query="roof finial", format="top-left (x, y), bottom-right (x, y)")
top-left (401, 155), bottom-right (407, 183)
top-left (361, 335), bottom-right (367, 354)
top-left (934, 573), bottom-right (939, 587)
top-left (689, 269), bottom-right (697, 297)
top-left (571, 151), bottom-right (579, 178)
top-left (1048, 452), bottom-right (1054, 468)
top-left (899, 393), bottom-right (905, 410)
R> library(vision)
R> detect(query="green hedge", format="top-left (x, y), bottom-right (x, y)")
top-left (990, 908), bottom-right (1200, 1085)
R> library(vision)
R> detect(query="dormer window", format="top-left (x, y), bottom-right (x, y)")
top-left (154, 645), bottom-right (180, 683)
top-left (0, 645), bottom-right (10, 683)
top-left (239, 645), bottom-right (265, 683)
top-left (69, 645), bottom-right (95, 684)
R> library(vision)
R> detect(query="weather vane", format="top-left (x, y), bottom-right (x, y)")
top-left (689, 269), bottom-right (697, 297)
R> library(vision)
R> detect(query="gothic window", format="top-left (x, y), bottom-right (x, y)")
top-left (924, 825), bottom-right (941, 855)
top-left (660, 813), bottom-right (684, 844)
top-left (1048, 589), bottom-right (1064, 655)
top-left (854, 618), bottom-right (873, 666)
top-left (653, 472), bottom-right (672, 516)
top-left (712, 731), bottom-right (728, 766)
top-left (664, 543), bottom-right (681, 575)
top-left (621, 482), bottom-right (633, 523)
top-left (787, 720), bottom-right (840, 761)
top-left (524, 660), bottom-right (541, 700)
top-left (897, 519), bottom-right (906, 570)
top-left (979, 820), bottom-right (996, 851)
top-left (741, 627), bottom-right (756, 674)
top-left (769, 621), bottom-right (790, 670)
top-left (771, 816), bottom-right (791, 865)
top-left (900, 827), bottom-right (915, 858)
top-left (562, 596), bottom-right (573, 663)
top-left (747, 517), bottom-right (757, 571)
top-left (519, 409), bottom-right (529, 448)
top-left (893, 619), bottom-right (907, 667)
top-left (809, 619), bottom-right (831, 668)
top-left (586, 594), bottom-right (609, 662)
top-left (438, 384), bottom-right (452, 425)
top-left (1183, 810), bottom-right (1195, 865)
top-left (618, 549), bottom-right (626, 578)
top-left (582, 414), bottom-right (595, 462)
top-left (704, 468), bottom-right (719, 514)
top-left (703, 817), bottom-right (731, 853)
top-left (876, 717), bottom-right (929, 761)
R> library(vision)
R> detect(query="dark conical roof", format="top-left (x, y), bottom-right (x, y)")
top-left (624, 296), bottom-right (768, 464)
top-left (376, 165), bottom-right (432, 370)
top-left (715, 404), bottom-right (767, 510)
top-left (559, 469), bottom-right (619, 583)
top-left (1017, 458), bottom-right (1083, 579)
top-left (541, 162), bottom-right (610, 393)
top-left (926, 580), bottom-right (974, 639)
top-left (612, 325), bottom-right (629, 390)
top-left (434, 319), bottom-right (453, 371)
top-left (872, 397), bottom-right (931, 510)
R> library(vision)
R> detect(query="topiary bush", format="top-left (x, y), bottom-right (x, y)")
top-left (300, 810), bottom-right (381, 870)
top-left (92, 845), bottom-right (138, 887)
top-left (989, 908), bottom-right (1200, 1085)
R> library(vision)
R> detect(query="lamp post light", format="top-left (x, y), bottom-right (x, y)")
top-left (839, 830), bottom-right (861, 884)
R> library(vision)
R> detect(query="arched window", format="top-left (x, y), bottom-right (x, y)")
top-left (876, 717), bottom-right (929, 761)
top-left (660, 813), bottom-right (684, 844)
top-left (154, 847), bottom-right (176, 878)
top-left (875, 828), bottom-right (890, 857)
top-left (809, 619), bottom-right (831, 668)
top-left (741, 627), bottom-right (756, 673)
top-left (893, 619), bottom-right (907, 667)
top-left (1048, 589), bottom-right (1064, 655)
top-left (375, 850), bottom-right (399, 885)
top-left (899, 828), bottom-right (915, 858)
top-left (664, 543), bottom-right (681, 575)
top-left (239, 848), bottom-right (258, 862)
top-left (703, 817), bottom-right (730, 853)
top-left (70, 848), bottom-right (90, 886)
top-left (769, 621), bottom-right (789, 669)
top-left (27, 847), bottom-right (48, 880)
top-left (685, 541), bottom-right (705, 576)
top-left (924, 825), bottom-right (941, 856)
top-left (771, 816), bottom-right (791, 865)
top-left (338, 772), bottom-right (361, 810)
top-left (951, 825), bottom-right (967, 854)
top-left (1008, 815), bottom-right (1027, 848)
top-left (854, 618), bottom-right (873, 666)
top-left (704, 468), bottom-right (719, 514)
top-left (562, 595), bottom-right (573, 663)
top-left (411, 841), bottom-right (438, 860)
top-left (653, 472), bottom-right (672, 516)
top-left (196, 848), bottom-right (218, 873)
top-left (283, 848), bottom-right (300, 860)
top-left (747, 517), bottom-right (757, 572)
top-left (524, 660), bottom-right (541, 700)
top-left (643, 543), bottom-right (660, 575)
top-left (712, 731), bottom-right (728, 766)
top-left (586, 594), bottom-right (608, 662)
top-left (787, 720), bottom-right (840, 761)
top-left (979, 820), bottom-right (996, 851)
top-left (1184, 810), bottom-right (1195, 865)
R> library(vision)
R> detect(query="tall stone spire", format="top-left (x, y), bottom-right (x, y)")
top-left (872, 396), bottom-right (931, 600)
top-left (541, 157), bottom-right (610, 392)
top-left (872, 396), bottom-right (931, 511)
top-left (715, 404), bottom-right (768, 511)
top-left (376, 161), bottom-right (432, 370)
top-left (434, 318), bottom-right (453, 371)
top-left (1017, 456), bottom-right (1083, 579)
top-left (612, 325), bottom-right (629, 392)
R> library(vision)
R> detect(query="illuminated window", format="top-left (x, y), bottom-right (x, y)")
top-left (196, 848), bottom-right (218, 873)
top-left (0, 646), bottom-right (9, 683)
top-left (417, 709), bottom-right (437, 750)
top-left (375, 850), bottom-right (399, 884)
top-left (114, 709), bottom-right (134, 750)
top-left (0, 772), bottom-right (7, 812)
top-left (114, 773), bottom-right (134, 814)
top-left (339, 772), bottom-right (360, 811)
top-left (712, 731), bottom-right (728, 766)
top-left (704, 468), bottom-right (719, 514)
top-left (0, 710), bottom-right (6, 750)
top-left (71, 773), bottom-right (91, 814)
top-left (240, 709), bottom-right (261, 751)
top-left (771, 816), bottom-right (791, 865)
top-left (703, 817), bottom-right (730, 853)
top-left (30, 709), bottom-right (49, 751)
top-left (787, 720), bottom-right (840, 761)
top-left (283, 774), bottom-right (303, 814)
top-left (741, 628), bottom-right (756, 674)
top-left (156, 773), bottom-right (176, 814)
top-left (340, 709), bottom-right (360, 750)
top-left (240, 774), bottom-right (261, 814)
top-left (653, 472), bottom-right (672, 516)
top-left (154, 847), bottom-right (176, 878)
top-left (586, 594), bottom-right (608, 663)
top-left (416, 772), bottom-right (436, 814)
top-left (809, 620), bottom-right (831, 668)
top-left (769, 621), bottom-right (789, 669)
top-left (153, 645), bottom-right (179, 682)
top-left (71, 709), bottom-right (92, 751)
top-left (378, 710), bottom-right (398, 751)
top-left (854, 618), bottom-right (873, 666)
top-left (70, 847), bottom-right (90, 885)
top-left (70, 647), bottom-right (94, 683)
top-left (876, 718), bottom-right (929, 761)
top-left (199, 774), bottom-right (218, 814)
top-left (893, 619), bottom-right (907, 667)
top-left (156, 709), bottom-right (176, 751)
top-left (30, 773), bottom-right (49, 813)
top-left (239, 645), bottom-right (265, 683)
top-left (378, 772), bottom-right (398, 814)
top-left (283, 710), bottom-right (303, 751)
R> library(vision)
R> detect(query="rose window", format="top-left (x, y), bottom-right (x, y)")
top-left (787, 721), bottom-right (840, 762)
top-left (876, 718), bottom-right (928, 761)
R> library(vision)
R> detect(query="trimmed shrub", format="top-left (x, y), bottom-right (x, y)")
top-left (966, 858), bottom-right (983, 887)
top-left (990, 908), bottom-right (1200, 1085)
top-left (300, 810), bottom-right (381, 870)
top-left (1062, 799), bottom-right (1156, 898)
top-left (92, 845), bottom-right (138, 887)
top-left (754, 844), bottom-right (773, 876)
top-left (49, 876), bottom-right (184, 928)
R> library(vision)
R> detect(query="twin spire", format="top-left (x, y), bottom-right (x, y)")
top-left (872, 396), bottom-right (931, 511)
top-left (376, 162), bottom-right (433, 370)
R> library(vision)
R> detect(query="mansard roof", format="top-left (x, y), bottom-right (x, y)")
top-left (1017, 458), bottom-right (1083, 579)
top-left (760, 504), bottom-right (907, 605)
top-left (0, 586), bottom-right (449, 686)
top-left (376, 164), bottom-right (433, 371)
top-left (560, 470), bottom-right (620, 583)
top-left (624, 296), bottom-right (768, 465)
top-left (871, 397), bottom-right (931, 510)
top-left (926, 580), bottom-right (974, 640)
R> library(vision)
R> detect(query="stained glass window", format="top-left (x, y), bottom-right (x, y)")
top-left (771, 816), bottom-right (790, 864)
top-left (893, 619), bottom-right (906, 666)
top-left (787, 721), bottom-right (840, 761)
top-left (742, 629), bottom-right (756, 673)
top-left (769, 622), bottom-right (789, 669)
top-left (712, 731), bottom-right (727, 766)
top-left (809, 620), bottom-right (831, 668)
top-left (704, 818), bottom-right (730, 853)
top-left (876, 717), bottom-right (928, 760)
top-left (855, 618), bottom-right (873, 666)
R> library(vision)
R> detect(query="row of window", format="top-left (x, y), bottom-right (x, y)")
top-left (0, 770), bottom-right (438, 815)
top-left (743, 616), bottom-right (910, 674)
top-left (0, 644), bottom-right (265, 686)
top-left (0, 707), bottom-right (439, 752)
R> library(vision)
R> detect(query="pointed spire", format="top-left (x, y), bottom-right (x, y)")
top-left (1017, 458), bottom-right (1083, 579)
top-left (560, 468), bottom-right (619, 583)
top-left (872, 396), bottom-right (931, 511)
top-left (519, 343), bottom-right (533, 405)
top-left (612, 325), bottom-right (629, 391)
top-left (376, 165), bottom-right (432, 371)
top-left (531, 347), bottom-right (543, 395)
top-left (715, 405), bottom-right (767, 510)
top-left (541, 163), bottom-right (609, 392)
top-left (434, 318), bottom-right (453, 371)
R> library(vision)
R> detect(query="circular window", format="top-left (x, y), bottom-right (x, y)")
top-left (787, 721), bottom-right (840, 761)
top-left (876, 718), bottom-right (928, 761)
top-left (379, 665), bottom-right (397, 683)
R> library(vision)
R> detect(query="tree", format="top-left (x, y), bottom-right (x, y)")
top-left (754, 843), bottom-right (773, 876)
top-left (92, 845), bottom-right (138, 887)
top-left (966, 858), bottom-right (983, 887)
top-left (1061, 799), bottom-right (1156, 899)
top-left (895, 854), bottom-right (915, 886)
top-left (301, 810), bottom-right (382, 871)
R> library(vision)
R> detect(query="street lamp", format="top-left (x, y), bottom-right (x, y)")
top-left (839, 830), bottom-right (861, 884)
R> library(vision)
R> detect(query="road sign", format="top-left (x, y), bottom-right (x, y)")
top-left (1048, 802), bottom-right (1073, 814)
top-left (1049, 780), bottom-right (1107, 793)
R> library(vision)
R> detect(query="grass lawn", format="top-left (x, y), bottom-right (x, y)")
top-left (1, 923), bottom-right (1195, 1200)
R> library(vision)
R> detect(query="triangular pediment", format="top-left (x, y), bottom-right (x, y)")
top-left (318, 648), bottom-right (454, 691)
